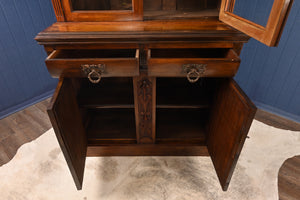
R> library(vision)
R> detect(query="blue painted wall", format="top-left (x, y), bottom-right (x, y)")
top-left (0, 0), bottom-right (299, 123)
top-left (235, 0), bottom-right (300, 123)
top-left (233, 0), bottom-right (273, 27)
top-left (0, 0), bottom-right (57, 119)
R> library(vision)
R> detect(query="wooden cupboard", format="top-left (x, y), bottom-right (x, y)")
top-left (35, 0), bottom-right (293, 191)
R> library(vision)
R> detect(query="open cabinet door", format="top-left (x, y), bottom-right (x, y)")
top-left (207, 79), bottom-right (256, 191)
top-left (219, 0), bottom-right (293, 46)
top-left (48, 78), bottom-right (87, 190)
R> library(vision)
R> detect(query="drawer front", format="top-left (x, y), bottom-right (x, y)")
top-left (45, 49), bottom-right (139, 78)
top-left (148, 49), bottom-right (240, 78)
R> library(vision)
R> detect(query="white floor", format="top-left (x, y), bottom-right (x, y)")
top-left (1, 120), bottom-right (300, 200)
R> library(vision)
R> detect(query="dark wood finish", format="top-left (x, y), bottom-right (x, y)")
top-left (147, 42), bottom-right (235, 49)
top-left (278, 155), bottom-right (300, 200)
top-left (46, 49), bottom-right (139, 78)
top-left (47, 78), bottom-right (87, 190)
top-left (61, 0), bottom-right (143, 22)
top-left (233, 42), bottom-right (244, 55)
top-left (143, 0), bottom-right (219, 12)
top-left (207, 79), bottom-right (257, 191)
top-left (35, 20), bottom-right (250, 45)
top-left (35, 0), bottom-right (294, 192)
top-left (87, 109), bottom-right (136, 145)
top-left (156, 109), bottom-right (207, 145)
top-left (156, 77), bottom-right (213, 108)
top-left (46, 0), bottom-right (293, 46)
top-left (177, 0), bottom-right (206, 11)
top-left (78, 77), bottom-right (134, 109)
top-left (148, 48), bottom-right (240, 77)
top-left (87, 144), bottom-right (210, 156)
top-left (71, 0), bottom-right (129, 11)
top-left (111, 0), bottom-right (133, 10)
top-left (133, 73), bottom-right (156, 144)
top-left (44, 46), bottom-right (54, 56)
top-left (143, 0), bottom-right (161, 11)
top-left (143, 9), bottom-right (219, 20)
top-left (162, 0), bottom-right (176, 10)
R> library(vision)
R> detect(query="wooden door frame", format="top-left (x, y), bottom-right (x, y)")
top-left (48, 78), bottom-right (87, 190)
top-left (52, 0), bottom-right (143, 22)
top-left (219, 0), bottom-right (293, 46)
top-left (207, 79), bottom-right (257, 191)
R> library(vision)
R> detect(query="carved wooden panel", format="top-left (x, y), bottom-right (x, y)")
top-left (133, 74), bottom-right (156, 144)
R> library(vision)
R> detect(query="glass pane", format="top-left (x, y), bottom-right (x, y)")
top-left (71, 0), bottom-right (132, 11)
top-left (231, 0), bottom-right (274, 27)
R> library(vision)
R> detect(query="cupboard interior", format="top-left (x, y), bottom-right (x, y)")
top-left (71, 0), bottom-right (133, 10)
top-left (69, 0), bottom-right (221, 19)
top-left (144, 0), bottom-right (221, 20)
top-left (156, 78), bottom-right (219, 145)
top-left (75, 77), bottom-right (223, 146)
top-left (77, 78), bottom-right (136, 145)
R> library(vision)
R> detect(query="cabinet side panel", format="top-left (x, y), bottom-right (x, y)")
top-left (48, 78), bottom-right (87, 190)
top-left (207, 79), bottom-right (256, 191)
top-left (133, 74), bottom-right (156, 144)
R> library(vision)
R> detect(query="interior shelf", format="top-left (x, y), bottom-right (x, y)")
top-left (143, 0), bottom-right (220, 20)
top-left (77, 77), bottom-right (220, 146)
top-left (76, 78), bottom-right (136, 145)
top-left (156, 108), bottom-right (208, 145)
top-left (155, 78), bottom-right (220, 145)
top-left (78, 77), bottom-right (134, 109)
top-left (86, 108), bottom-right (136, 145)
top-left (144, 9), bottom-right (219, 20)
top-left (156, 78), bottom-right (216, 109)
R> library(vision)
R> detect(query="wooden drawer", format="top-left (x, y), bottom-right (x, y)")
top-left (45, 49), bottom-right (139, 78)
top-left (148, 48), bottom-right (240, 78)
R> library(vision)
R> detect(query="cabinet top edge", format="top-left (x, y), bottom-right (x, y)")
top-left (35, 19), bottom-right (250, 44)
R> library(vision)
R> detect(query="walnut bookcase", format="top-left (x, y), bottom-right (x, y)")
top-left (36, 0), bottom-right (293, 191)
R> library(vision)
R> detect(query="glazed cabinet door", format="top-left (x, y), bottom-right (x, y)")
top-left (207, 79), bottom-right (256, 191)
top-left (219, 0), bottom-right (293, 46)
top-left (52, 0), bottom-right (143, 21)
top-left (48, 78), bottom-right (87, 190)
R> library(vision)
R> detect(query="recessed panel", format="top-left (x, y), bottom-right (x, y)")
top-left (71, 0), bottom-right (133, 10)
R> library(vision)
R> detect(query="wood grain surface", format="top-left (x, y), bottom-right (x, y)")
top-left (278, 155), bottom-right (300, 200)
top-left (35, 19), bottom-right (250, 45)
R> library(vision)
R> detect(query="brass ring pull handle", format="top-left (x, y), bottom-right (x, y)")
top-left (186, 68), bottom-right (201, 83)
top-left (183, 64), bottom-right (207, 83)
top-left (88, 69), bottom-right (101, 84)
top-left (81, 64), bottom-right (105, 84)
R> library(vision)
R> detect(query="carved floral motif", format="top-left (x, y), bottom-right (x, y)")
top-left (137, 78), bottom-right (153, 143)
